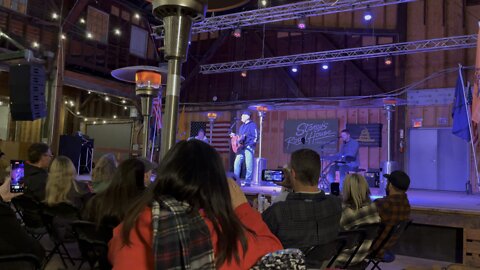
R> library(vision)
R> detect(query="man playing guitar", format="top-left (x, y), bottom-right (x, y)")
top-left (230, 111), bottom-right (258, 186)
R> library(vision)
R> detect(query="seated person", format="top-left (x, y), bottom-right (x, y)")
top-left (326, 129), bottom-right (359, 189)
top-left (262, 148), bottom-right (342, 249)
top-left (0, 176), bottom-right (45, 264)
top-left (188, 128), bottom-right (209, 143)
top-left (83, 158), bottom-right (147, 228)
top-left (23, 143), bottom-right (53, 202)
top-left (371, 170), bottom-right (411, 261)
top-left (45, 156), bottom-right (91, 210)
top-left (333, 173), bottom-right (380, 267)
top-left (91, 153), bottom-right (117, 193)
top-left (108, 140), bottom-right (282, 270)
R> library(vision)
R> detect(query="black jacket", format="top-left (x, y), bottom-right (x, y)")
top-left (0, 201), bottom-right (45, 261)
top-left (23, 163), bottom-right (48, 202)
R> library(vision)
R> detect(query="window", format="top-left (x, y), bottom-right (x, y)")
top-left (0, 0), bottom-right (28, 14)
top-left (86, 6), bottom-right (109, 44)
top-left (130, 26), bottom-right (147, 58)
top-left (111, 5), bottom-right (119, 16)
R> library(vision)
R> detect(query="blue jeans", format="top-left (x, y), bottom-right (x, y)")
top-left (327, 164), bottom-right (356, 190)
top-left (234, 146), bottom-right (254, 184)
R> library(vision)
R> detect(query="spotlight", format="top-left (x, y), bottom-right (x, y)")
top-left (363, 10), bottom-right (373, 21)
top-left (241, 70), bottom-right (247, 77)
top-left (114, 28), bottom-right (121, 36)
top-left (321, 63), bottom-right (329, 70)
top-left (297, 17), bottom-right (306, 29)
top-left (233, 28), bottom-right (241, 38)
top-left (291, 66), bottom-right (298, 73)
top-left (384, 56), bottom-right (393, 65)
top-left (86, 32), bottom-right (93, 39)
top-left (52, 12), bottom-right (59, 20)
top-left (80, 18), bottom-right (85, 24)
top-left (113, 115), bottom-right (117, 119)
top-left (32, 42), bottom-right (39, 48)
top-left (105, 96), bottom-right (110, 101)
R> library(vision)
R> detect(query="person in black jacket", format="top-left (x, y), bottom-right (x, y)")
top-left (0, 176), bottom-right (45, 263)
top-left (231, 111), bottom-right (258, 186)
top-left (23, 143), bottom-right (53, 202)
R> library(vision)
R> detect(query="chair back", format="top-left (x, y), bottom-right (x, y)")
top-left (334, 223), bottom-right (381, 268)
top-left (0, 253), bottom-right (41, 270)
top-left (303, 237), bottom-right (346, 269)
top-left (250, 248), bottom-right (306, 270)
top-left (11, 196), bottom-right (44, 229)
top-left (41, 202), bottom-right (81, 242)
top-left (72, 220), bottom-right (113, 270)
top-left (369, 219), bottom-right (412, 259)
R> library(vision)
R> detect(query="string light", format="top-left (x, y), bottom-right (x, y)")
top-left (80, 18), bottom-right (86, 24)
top-left (52, 12), bottom-right (59, 20)
top-left (0, 101), bottom-right (3, 106)
top-left (102, 120), bottom-right (107, 124)
top-left (86, 32), bottom-right (93, 39)
top-left (87, 91), bottom-right (92, 94)
top-left (124, 106), bottom-right (128, 110)
top-left (121, 99), bottom-right (126, 104)
top-left (32, 42), bottom-right (39, 48)
top-left (93, 121), bottom-right (97, 124)
top-left (84, 118), bottom-right (88, 121)
top-left (113, 115), bottom-right (117, 119)
top-left (134, 13), bottom-right (140, 19)
top-left (76, 111), bottom-right (80, 115)
top-left (61, 34), bottom-right (66, 40)
top-left (105, 96), bottom-right (110, 101)
top-left (114, 28), bottom-right (121, 36)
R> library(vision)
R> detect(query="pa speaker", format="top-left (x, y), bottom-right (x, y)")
top-left (9, 63), bottom-right (47, 121)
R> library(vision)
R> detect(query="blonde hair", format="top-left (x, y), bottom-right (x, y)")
top-left (45, 156), bottom-right (77, 206)
top-left (92, 153), bottom-right (117, 184)
top-left (342, 173), bottom-right (371, 210)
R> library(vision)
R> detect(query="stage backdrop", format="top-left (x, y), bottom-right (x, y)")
top-left (283, 119), bottom-right (338, 154)
top-left (346, 124), bottom-right (382, 147)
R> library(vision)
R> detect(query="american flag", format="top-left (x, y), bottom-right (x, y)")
top-left (190, 121), bottom-right (231, 153)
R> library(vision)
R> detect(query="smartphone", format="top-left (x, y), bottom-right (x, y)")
top-left (10, 160), bottom-right (25, 193)
top-left (262, 169), bottom-right (285, 182)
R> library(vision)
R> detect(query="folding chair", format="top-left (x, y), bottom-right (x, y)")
top-left (365, 219), bottom-right (412, 270)
top-left (72, 220), bottom-right (113, 270)
top-left (11, 196), bottom-right (47, 240)
top-left (303, 237), bottom-right (347, 269)
top-left (0, 253), bottom-right (42, 270)
top-left (41, 202), bottom-right (81, 268)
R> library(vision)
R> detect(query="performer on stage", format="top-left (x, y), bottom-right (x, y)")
top-left (188, 129), bottom-right (209, 144)
top-left (231, 111), bottom-right (258, 186)
top-left (327, 129), bottom-right (359, 189)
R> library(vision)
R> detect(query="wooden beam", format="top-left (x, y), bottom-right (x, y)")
top-left (64, 70), bottom-right (136, 99)
top-left (181, 31), bottom-right (230, 91)
top-left (252, 32), bottom-right (306, 98)
top-left (62, 0), bottom-right (90, 33)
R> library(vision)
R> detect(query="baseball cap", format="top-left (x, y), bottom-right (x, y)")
top-left (383, 170), bottom-right (410, 191)
top-left (241, 111), bottom-right (252, 117)
top-left (137, 157), bottom-right (158, 172)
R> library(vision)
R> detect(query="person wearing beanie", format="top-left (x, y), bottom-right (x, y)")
top-left (230, 111), bottom-right (258, 186)
top-left (371, 170), bottom-right (411, 261)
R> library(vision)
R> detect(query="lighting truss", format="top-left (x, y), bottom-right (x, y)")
top-left (200, 35), bottom-right (477, 74)
top-left (152, 0), bottom-right (417, 37)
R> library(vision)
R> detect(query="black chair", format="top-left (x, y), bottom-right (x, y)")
top-left (11, 196), bottom-right (47, 240)
top-left (72, 220), bottom-right (113, 270)
top-left (302, 237), bottom-right (347, 269)
top-left (41, 202), bottom-right (81, 268)
top-left (0, 253), bottom-right (42, 270)
top-left (365, 219), bottom-right (412, 270)
top-left (327, 223), bottom-right (381, 269)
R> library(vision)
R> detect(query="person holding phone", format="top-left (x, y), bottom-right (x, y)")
top-left (261, 148), bottom-right (342, 251)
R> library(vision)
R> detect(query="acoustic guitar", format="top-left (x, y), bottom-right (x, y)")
top-left (230, 133), bottom-right (245, 153)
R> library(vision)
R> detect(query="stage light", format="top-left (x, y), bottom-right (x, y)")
top-left (52, 12), bottom-right (59, 20)
top-left (114, 28), bottom-right (121, 36)
top-left (80, 18), bottom-right (85, 24)
top-left (384, 56), bottom-right (393, 65)
top-left (291, 66), bottom-right (298, 73)
top-left (32, 42), bottom-right (39, 48)
top-left (241, 70), bottom-right (247, 77)
top-left (113, 115), bottom-right (117, 119)
top-left (297, 17), bottom-right (306, 29)
top-left (233, 28), bottom-right (241, 38)
top-left (134, 13), bottom-right (140, 19)
top-left (105, 96), bottom-right (110, 101)
top-left (321, 63), bottom-right (329, 70)
top-left (363, 9), bottom-right (373, 21)
top-left (86, 32), bottom-right (93, 39)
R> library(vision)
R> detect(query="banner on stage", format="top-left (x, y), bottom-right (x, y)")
top-left (346, 124), bottom-right (382, 147)
top-left (283, 119), bottom-right (338, 154)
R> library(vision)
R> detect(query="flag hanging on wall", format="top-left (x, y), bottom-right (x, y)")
top-left (452, 70), bottom-right (471, 142)
top-left (190, 121), bottom-right (231, 153)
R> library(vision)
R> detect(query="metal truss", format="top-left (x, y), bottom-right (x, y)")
top-left (200, 35), bottom-right (477, 74)
top-left (152, 0), bottom-right (416, 37)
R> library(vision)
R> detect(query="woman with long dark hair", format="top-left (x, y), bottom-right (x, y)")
top-left (108, 140), bottom-right (282, 269)
top-left (83, 158), bottom-right (146, 227)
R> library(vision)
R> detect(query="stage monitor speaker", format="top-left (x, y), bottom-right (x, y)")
top-left (9, 63), bottom-right (47, 121)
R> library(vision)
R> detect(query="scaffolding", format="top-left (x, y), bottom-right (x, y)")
top-left (200, 35), bottom-right (477, 74)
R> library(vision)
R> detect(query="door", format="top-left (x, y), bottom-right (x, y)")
top-left (408, 129), bottom-right (438, 190)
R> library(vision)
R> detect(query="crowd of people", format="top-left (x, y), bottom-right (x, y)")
top-left (0, 139), bottom-right (411, 269)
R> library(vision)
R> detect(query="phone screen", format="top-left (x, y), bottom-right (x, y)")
top-left (10, 160), bottom-right (25, 193)
top-left (262, 169), bottom-right (285, 182)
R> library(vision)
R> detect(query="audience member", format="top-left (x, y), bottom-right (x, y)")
top-left (371, 170), bottom-right (411, 261)
top-left (108, 140), bottom-right (282, 270)
top-left (334, 173), bottom-right (380, 267)
top-left (45, 156), bottom-right (90, 209)
top-left (23, 143), bottom-right (53, 202)
top-left (262, 148), bottom-right (342, 249)
top-left (136, 157), bottom-right (158, 186)
top-left (91, 153), bottom-right (117, 193)
top-left (0, 176), bottom-right (45, 263)
top-left (83, 158), bottom-right (146, 227)
top-left (0, 150), bottom-right (8, 184)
